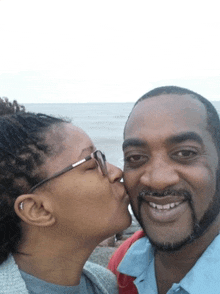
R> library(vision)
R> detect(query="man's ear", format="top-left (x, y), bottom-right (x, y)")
top-left (14, 194), bottom-right (56, 227)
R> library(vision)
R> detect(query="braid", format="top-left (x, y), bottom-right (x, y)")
top-left (0, 109), bottom-right (69, 264)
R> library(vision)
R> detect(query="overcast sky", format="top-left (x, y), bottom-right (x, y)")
top-left (0, 0), bottom-right (220, 103)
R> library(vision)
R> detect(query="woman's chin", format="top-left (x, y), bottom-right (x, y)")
top-left (110, 210), bottom-right (132, 236)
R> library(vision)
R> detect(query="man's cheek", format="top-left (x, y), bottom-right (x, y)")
top-left (129, 194), bottom-right (139, 213)
top-left (124, 171), bottom-right (138, 187)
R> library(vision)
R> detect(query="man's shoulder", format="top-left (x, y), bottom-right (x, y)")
top-left (108, 230), bottom-right (145, 273)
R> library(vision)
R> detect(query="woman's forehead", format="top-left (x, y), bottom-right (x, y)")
top-left (62, 124), bottom-right (94, 154)
top-left (43, 123), bottom-right (95, 175)
top-left (46, 123), bottom-right (94, 153)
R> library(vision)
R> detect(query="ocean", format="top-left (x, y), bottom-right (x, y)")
top-left (24, 101), bottom-right (220, 169)
top-left (24, 103), bottom-right (134, 169)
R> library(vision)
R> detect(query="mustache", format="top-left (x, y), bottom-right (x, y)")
top-left (138, 189), bottom-right (192, 201)
top-left (135, 189), bottom-right (194, 240)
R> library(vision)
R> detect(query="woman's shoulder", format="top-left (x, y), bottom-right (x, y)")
top-left (84, 260), bottom-right (117, 278)
top-left (83, 261), bottom-right (118, 294)
top-left (0, 255), bottom-right (29, 294)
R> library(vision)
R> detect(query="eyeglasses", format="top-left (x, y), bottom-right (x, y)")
top-left (29, 150), bottom-right (107, 193)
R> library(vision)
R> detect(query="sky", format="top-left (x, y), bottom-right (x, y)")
top-left (0, 0), bottom-right (220, 103)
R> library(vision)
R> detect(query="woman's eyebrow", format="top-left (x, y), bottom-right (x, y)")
top-left (79, 146), bottom-right (95, 158)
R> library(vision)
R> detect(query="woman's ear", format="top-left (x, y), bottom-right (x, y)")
top-left (14, 194), bottom-right (56, 227)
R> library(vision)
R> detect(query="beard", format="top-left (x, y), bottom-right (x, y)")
top-left (132, 170), bottom-right (220, 252)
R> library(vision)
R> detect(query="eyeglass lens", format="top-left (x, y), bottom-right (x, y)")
top-left (95, 151), bottom-right (108, 176)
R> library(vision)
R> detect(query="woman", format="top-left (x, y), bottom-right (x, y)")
top-left (0, 99), bottom-right (131, 293)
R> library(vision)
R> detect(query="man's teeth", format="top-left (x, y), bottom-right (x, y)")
top-left (149, 202), bottom-right (181, 210)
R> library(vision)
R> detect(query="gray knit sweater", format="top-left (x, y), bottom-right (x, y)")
top-left (0, 255), bottom-right (118, 294)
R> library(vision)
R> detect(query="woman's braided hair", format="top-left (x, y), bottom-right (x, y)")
top-left (0, 97), bottom-right (68, 264)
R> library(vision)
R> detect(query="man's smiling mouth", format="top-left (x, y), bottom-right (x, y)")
top-left (137, 190), bottom-right (191, 223)
top-left (148, 201), bottom-right (182, 210)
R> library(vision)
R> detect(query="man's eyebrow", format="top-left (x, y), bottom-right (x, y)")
top-left (166, 132), bottom-right (204, 145)
top-left (123, 132), bottom-right (204, 150)
top-left (123, 139), bottom-right (147, 150)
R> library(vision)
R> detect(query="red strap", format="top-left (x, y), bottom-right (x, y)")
top-left (108, 231), bottom-right (145, 294)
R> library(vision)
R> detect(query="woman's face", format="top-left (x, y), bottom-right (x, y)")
top-left (41, 123), bottom-right (131, 242)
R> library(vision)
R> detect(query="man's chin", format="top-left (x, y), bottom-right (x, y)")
top-left (147, 234), bottom-right (194, 252)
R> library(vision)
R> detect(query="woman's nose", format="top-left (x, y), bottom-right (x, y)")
top-left (106, 162), bottom-right (123, 183)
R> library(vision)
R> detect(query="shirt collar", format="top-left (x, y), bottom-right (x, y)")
top-left (180, 233), bottom-right (220, 294)
top-left (118, 236), bottom-right (154, 277)
top-left (118, 234), bottom-right (220, 294)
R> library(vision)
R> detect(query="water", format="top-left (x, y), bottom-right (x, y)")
top-left (24, 101), bottom-right (220, 169)
top-left (24, 103), bottom-right (134, 168)
top-left (24, 101), bottom-right (220, 217)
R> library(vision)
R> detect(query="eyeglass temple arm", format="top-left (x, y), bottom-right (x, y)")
top-left (29, 155), bottom-right (92, 193)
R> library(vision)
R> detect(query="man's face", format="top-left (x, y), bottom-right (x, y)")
top-left (123, 94), bottom-right (219, 251)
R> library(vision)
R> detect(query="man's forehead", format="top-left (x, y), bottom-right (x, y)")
top-left (134, 94), bottom-right (205, 116)
top-left (126, 94), bottom-right (207, 132)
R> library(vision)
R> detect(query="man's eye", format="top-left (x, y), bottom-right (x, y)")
top-left (172, 150), bottom-right (198, 160)
top-left (124, 154), bottom-right (148, 168)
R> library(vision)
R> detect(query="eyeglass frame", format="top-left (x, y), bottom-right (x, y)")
top-left (29, 150), bottom-right (107, 193)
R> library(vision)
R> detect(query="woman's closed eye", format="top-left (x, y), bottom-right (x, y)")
top-left (86, 160), bottom-right (99, 171)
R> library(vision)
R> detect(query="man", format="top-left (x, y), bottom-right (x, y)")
top-left (108, 86), bottom-right (220, 294)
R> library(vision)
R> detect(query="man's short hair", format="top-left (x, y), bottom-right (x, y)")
top-left (128, 86), bottom-right (220, 155)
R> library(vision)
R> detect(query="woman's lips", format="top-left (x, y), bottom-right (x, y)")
top-left (117, 183), bottom-right (130, 203)
top-left (122, 193), bottom-right (130, 204)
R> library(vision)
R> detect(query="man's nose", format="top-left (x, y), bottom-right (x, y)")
top-left (140, 157), bottom-right (180, 190)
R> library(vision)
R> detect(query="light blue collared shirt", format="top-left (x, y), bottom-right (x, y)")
top-left (118, 234), bottom-right (220, 294)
